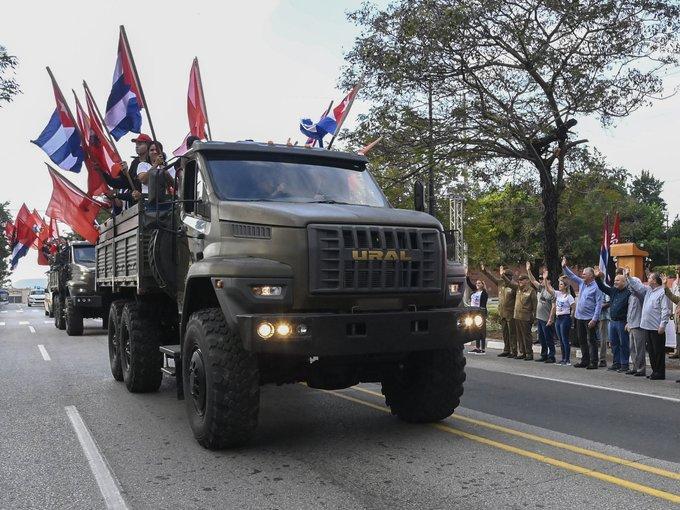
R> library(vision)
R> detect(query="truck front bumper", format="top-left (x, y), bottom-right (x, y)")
top-left (237, 308), bottom-right (485, 356)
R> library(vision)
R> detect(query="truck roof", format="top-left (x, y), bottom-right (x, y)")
top-left (187, 141), bottom-right (369, 169)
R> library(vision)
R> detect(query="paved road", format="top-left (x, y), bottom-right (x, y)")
top-left (1, 302), bottom-right (679, 509)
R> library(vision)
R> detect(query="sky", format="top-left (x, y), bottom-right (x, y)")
top-left (1, 0), bottom-right (679, 285)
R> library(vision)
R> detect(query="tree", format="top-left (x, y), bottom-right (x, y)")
top-left (0, 202), bottom-right (12, 287)
top-left (344, 0), bottom-right (680, 279)
top-left (0, 45), bottom-right (19, 106)
top-left (630, 170), bottom-right (666, 210)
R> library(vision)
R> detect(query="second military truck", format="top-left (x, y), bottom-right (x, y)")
top-left (95, 141), bottom-right (485, 449)
top-left (48, 240), bottom-right (108, 335)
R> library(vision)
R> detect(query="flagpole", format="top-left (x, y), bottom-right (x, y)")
top-left (327, 76), bottom-right (364, 150)
top-left (119, 25), bottom-right (157, 141)
top-left (46, 67), bottom-right (82, 141)
top-left (83, 80), bottom-right (136, 191)
top-left (310, 100), bottom-right (334, 147)
top-left (194, 57), bottom-right (212, 141)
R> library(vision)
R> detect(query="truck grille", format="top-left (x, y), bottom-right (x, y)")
top-left (308, 224), bottom-right (443, 294)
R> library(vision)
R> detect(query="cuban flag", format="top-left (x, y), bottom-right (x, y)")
top-left (299, 116), bottom-right (337, 148)
top-left (599, 215), bottom-right (611, 285)
top-left (31, 73), bottom-right (84, 173)
top-left (105, 28), bottom-right (143, 140)
top-left (10, 204), bottom-right (37, 270)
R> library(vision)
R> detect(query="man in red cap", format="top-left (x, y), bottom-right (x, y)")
top-left (98, 134), bottom-right (152, 210)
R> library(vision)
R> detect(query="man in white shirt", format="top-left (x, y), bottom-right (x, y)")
top-left (626, 270), bottom-right (671, 380)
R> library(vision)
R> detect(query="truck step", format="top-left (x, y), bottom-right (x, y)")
top-left (159, 344), bottom-right (183, 400)
top-left (159, 344), bottom-right (181, 357)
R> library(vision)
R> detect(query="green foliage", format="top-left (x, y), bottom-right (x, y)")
top-left (0, 202), bottom-right (12, 286)
top-left (0, 45), bottom-right (19, 106)
top-left (629, 170), bottom-right (666, 210)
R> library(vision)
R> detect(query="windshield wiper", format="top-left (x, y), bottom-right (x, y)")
top-left (306, 199), bottom-right (353, 205)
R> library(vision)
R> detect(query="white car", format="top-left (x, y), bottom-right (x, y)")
top-left (28, 289), bottom-right (46, 307)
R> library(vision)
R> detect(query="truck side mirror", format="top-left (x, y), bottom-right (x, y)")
top-left (414, 181), bottom-right (425, 212)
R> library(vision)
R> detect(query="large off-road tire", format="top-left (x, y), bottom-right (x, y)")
top-left (65, 298), bottom-right (84, 336)
top-left (107, 301), bottom-right (127, 382)
top-left (381, 346), bottom-right (466, 423)
top-left (119, 301), bottom-right (163, 393)
top-left (54, 296), bottom-right (65, 330)
top-left (183, 308), bottom-right (260, 450)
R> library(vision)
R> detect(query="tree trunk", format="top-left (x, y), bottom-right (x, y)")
top-left (535, 161), bottom-right (561, 286)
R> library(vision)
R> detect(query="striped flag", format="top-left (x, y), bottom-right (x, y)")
top-left (31, 68), bottom-right (84, 173)
top-left (105, 27), bottom-right (143, 140)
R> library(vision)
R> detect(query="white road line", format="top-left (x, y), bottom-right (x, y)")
top-left (514, 373), bottom-right (680, 403)
top-left (65, 406), bottom-right (128, 510)
top-left (38, 345), bottom-right (51, 361)
top-left (19, 321), bottom-right (29, 325)
top-left (29, 326), bottom-right (36, 334)
top-left (0, 310), bottom-right (7, 313)
top-left (44, 320), bottom-right (52, 324)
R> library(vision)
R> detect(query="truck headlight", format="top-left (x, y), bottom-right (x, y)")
top-left (275, 322), bottom-right (292, 337)
top-left (464, 316), bottom-right (473, 327)
top-left (257, 322), bottom-right (275, 339)
top-left (251, 285), bottom-right (283, 297)
top-left (473, 315), bottom-right (484, 327)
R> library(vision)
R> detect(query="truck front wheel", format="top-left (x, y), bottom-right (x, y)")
top-left (182, 308), bottom-right (260, 450)
top-left (381, 346), bottom-right (466, 423)
top-left (54, 296), bottom-right (65, 330)
top-left (107, 301), bottom-right (127, 382)
top-left (65, 298), bottom-right (84, 336)
top-left (120, 302), bottom-right (163, 393)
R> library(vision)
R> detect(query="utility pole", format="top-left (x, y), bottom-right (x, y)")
top-left (427, 79), bottom-right (435, 217)
top-left (667, 213), bottom-right (670, 266)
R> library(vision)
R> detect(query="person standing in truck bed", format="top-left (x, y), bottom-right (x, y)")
top-left (481, 264), bottom-right (518, 358)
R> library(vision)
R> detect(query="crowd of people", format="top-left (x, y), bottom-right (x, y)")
top-left (468, 260), bottom-right (680, 383)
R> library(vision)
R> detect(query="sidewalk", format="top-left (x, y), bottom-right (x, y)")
top-left (467, 339), bottom-right (680, 370)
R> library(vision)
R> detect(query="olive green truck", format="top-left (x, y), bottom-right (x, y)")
top-left (95, 141), bottom-right (485, 449)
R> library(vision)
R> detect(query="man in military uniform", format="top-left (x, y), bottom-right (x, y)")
top-left (502, 272), bottom-right (538, 360)
top-left (481, 264), bottom-right (519, 358)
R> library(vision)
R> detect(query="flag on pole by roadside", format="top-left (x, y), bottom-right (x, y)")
top-left (105, 27), bottom-right (144, 140)
top-left (31, 69), bottom-right (84, 173)
top-left (45, 164), bottom-right (104, 244)
top-left (607, 212), bottom-right (621, 284)
top-left (599, 215), bottom-right (611, 285)
top-left (10, 204), bottom-right (38, 270)
top-left (173, 58), bottom-right (211, 156)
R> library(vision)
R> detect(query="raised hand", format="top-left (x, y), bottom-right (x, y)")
top-left (542, 269), bottom-right (549, 280)
top-left (623, 267), bottom-right (631, 277)
top-left (499, 265), bottom-right (505, 275)
top-left (593, 266), bottom-right (601, 277)
top-left (561, 256), bottom-right (567, 268)
top-left (526, 261), bottom-right (531, 272)
top-left (661, 273), bottom-right (668, 286)
top-left (480, 263), bottom-right (485, 272)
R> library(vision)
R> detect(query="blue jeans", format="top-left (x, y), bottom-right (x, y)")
top-left (555, 315), bottom-right (571, 362)
top-left (537, 319), bottom-right (556, 359)
top-left (609, 320), bottom-right (630, 368)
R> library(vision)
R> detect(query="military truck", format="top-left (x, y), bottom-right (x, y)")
top-left (96, 141), bottom-right (485, 449)
top-left (48, 240), bottom-right (108, 335)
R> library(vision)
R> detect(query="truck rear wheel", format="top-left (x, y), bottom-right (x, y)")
top-left (182, 308), bottom-right (260, 449)
top-left (120, 302), bottom-right (163, 393)
top-left (381, 346), bottom-right (466, 423)
top-left (65, 298), bottom-right (84, 336)
top-left (108, 301), bottom-right (127, 382)
top-left (54, 296), bottom-right (65, 330)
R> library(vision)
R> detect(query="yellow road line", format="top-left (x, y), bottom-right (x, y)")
top-left (350, 386), bottom-right (680, 482)
top-left (319, 389), bottom-right (680, 504)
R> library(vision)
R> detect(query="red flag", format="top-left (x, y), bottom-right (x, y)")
top-left (174, 58), bottom-right (211, 156)
top-left (332, 83), bottom-right (360, 124)
top-left (610, 213), bottom-right (620, 245)
top-left (31, 209), bottom-right (44, 248)
top-left (74, 93), bottom-right (111, 197)
top-left (188, 58), bottom-right (208, 139)
top-left (49, 217), bottom-right (60, 239)
top-left (84, 84), bottom-right (122, 177)
top-left (36, 214), bottom-right (51, 266)
top-left (4, 220), bottom-right (15, 243)
top-left (45, 164), bottom-right (103, 244)
top-left (15, 204), bottom-right (38, 248)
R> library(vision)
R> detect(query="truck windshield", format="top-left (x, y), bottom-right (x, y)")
top-left (206, 158), bottom-right (389, 207)
top-left (73, 246), bottom-right (96, 266)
